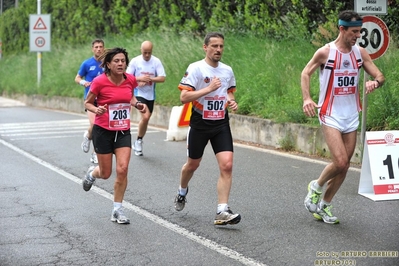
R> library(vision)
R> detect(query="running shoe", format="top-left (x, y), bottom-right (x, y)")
top-left (174, 188), bottom-right (188, 211)
top-left (133, 139), bottom-right (143, 156)
top-left (90, 152), bottom-right (98, 164)
top-left (313, 204), bottom-right (339, 224)
top-left (214, 208), bottom-right (241, 225)
top-left (111, 208), bottom-right (130, 224)
top-left (82, 165), bottom-right (96, 192)
top-left (304, 180), bottom-right (322, 213)
top-left (81, 131), bottom-right (90, 153)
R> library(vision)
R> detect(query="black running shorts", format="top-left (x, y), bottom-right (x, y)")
top-left (92, 124), bottom-right (131, 154)
top-left (187, 124), bottom-right (233, 159)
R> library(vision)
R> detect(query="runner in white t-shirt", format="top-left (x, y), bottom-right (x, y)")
top-left (126, 41), bottom-right (166, 156)
top-left (173, 32), bottom-right (241, 226)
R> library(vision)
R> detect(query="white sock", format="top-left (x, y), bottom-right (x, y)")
top-left (217, 203), bottom-right (228, 213)
top-left (312, 180), bottom-right (322, 193)
top-left (113, 202), bottom-right (122, 211)
top-left (89, 167), bottom-right (96, 180)
top-left (178, 186), bottom-right (187, 196)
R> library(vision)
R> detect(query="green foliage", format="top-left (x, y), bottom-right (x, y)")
top-left (382, 0), bottom-right (399, 45)
top-left (1, 0), bottom-right (397, 55)
top-left (365, 47), bottom-right (399, 130)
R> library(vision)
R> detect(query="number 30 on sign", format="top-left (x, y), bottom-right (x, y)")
top-left (359, 131), bottom-right (399, 201)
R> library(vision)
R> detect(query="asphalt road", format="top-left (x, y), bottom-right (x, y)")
top-left (0, 99), bottom-right (398, 266)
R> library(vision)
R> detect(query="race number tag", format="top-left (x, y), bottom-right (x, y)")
top-left (108, 103), bottom-right (130, 129)
top-left (203, 96), bottom-right (226, 120)
top-left (333, 69), bottom-right (358, 96)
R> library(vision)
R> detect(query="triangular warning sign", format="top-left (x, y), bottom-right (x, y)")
top-left (33, 17), bottom-right (47, 30)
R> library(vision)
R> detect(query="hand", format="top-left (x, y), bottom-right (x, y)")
top-left (365, 80), bottom-right (379, 94)
top-left (136, 102), bottom-right (146, 113)
top-left (80, 80), bottom-right (91, 87)
top-left (302, 99), bottom-right (319, 117)
top-left (209, 77), bottom-right (221, 92)
top-left (96, 104), bottom-right (107, 115)
top-left (138, 81), bottom-right (147, 87)
top-left (137, 74), bottom-right (152, 84)
top-left (228, 99), bottom-right (238, 111)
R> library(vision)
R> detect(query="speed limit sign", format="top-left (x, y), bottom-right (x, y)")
top-left (357, 15), bottom-right (390, 60)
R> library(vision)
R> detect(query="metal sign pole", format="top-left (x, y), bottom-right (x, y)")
top-left (361, 71), bottom-right (369, 147)
top-left (37, 0), bottom-right (41, 86)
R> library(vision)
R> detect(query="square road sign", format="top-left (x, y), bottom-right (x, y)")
top-left (29, 14), bottom-right (51, 52)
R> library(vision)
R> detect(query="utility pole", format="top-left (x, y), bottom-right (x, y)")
top-left (37, 0), bottom-right (41, 86)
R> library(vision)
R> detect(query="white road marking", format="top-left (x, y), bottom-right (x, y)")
top-left (0, 119), bottom-right (159, 141)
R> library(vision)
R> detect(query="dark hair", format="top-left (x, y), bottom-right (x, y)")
top-left (204, 32), bottom-right (224, 45)
top-left (100, 47), bottom-right (129, 75)
top-left (338, 10), bottom-right (363, 30)
top-left (91, 39), bottom-right (104, 47)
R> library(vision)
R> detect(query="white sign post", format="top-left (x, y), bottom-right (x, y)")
top-left (359, 131), bottom-right (399, 201)
top-left (29, 0), bottom-right (50, 86)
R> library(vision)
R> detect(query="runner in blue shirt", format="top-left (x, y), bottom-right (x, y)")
top-left (74, 39), bottom-right (105, 164)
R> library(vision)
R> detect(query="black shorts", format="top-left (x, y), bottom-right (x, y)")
top-left (92, 124), bottom-right (131, 154)
top-left (187, 124), bottom-right (233, 159)
top-left (136, 96), bottom-right (154, 113)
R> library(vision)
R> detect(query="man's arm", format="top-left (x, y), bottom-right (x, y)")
top-left (360, 47), bottom-right (385, 94)
top-left (301, 46), bottom-right (329, 117)
top-left (150, 76), bottom-right (165, 83)
top-left (151, 60), bottom-right (166, 83)
top-left (227, 91), bottom-right (238, 111)
top-left (180, 77), bottom-right (221, 104)
top-left (75, 74), bottom-right (90, 87)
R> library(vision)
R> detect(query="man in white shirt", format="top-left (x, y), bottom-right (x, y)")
top-left (126, 41), bottom-right (166, 156)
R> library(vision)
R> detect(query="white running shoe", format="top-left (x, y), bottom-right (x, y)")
top-left (90, 152), bottom-right (98, 164)
top-left (304, 180), bottom-right (321, 213)
top-left (111, 208), bottom-right (130, 224)
top-left (82, 166), bottom-right (95, 192)
top-left (174, 188), bottom-right (188, 211)
top-left (214, 208), bottom-right (241, 225)
top-left (81, 131), bottom-right (90, 153)
top-left (133, 139), bottom-right (143, 156)
top-left (313, 204), bottom-right (340, 224)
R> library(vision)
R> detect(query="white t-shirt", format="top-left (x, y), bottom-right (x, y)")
top-left (178, 59), bottom-right (236, 127)
top-left (126, 55), bottom-right (166, 100)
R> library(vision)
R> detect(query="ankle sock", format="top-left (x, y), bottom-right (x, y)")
top-left (113, 202), bottom-right (122, 211)
top-left (178, 186), bottom-right (187, 196)
top-left (217, 203), bottom-right (228, 213)
top-left (312, 181), bottom-right (322, 193)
